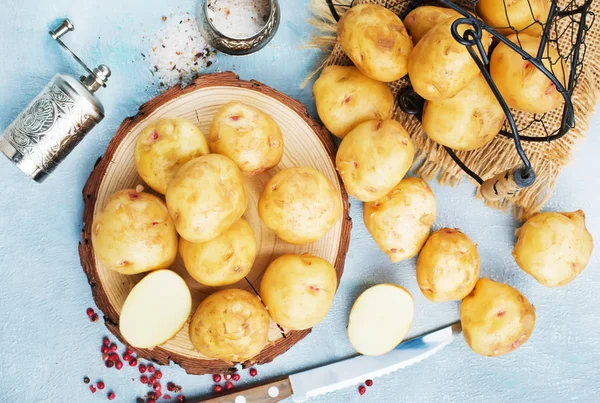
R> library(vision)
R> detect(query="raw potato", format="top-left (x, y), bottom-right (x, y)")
top-left (490, 34), bottom-right (567, 114)
top-left (403, 6), bottom-right (461, 44)
top-left (120, 270), bottom-right (192, 348)
top-left (260, 254), bottom-right (338, 330)
top-left (313, 66), bottom-right (394, 139)
top-left (179, 218), bottom-right (257, 287)
top-left (417, 228), bottom-right (480, 302)
top-left (134, 118), bottom-right (209, 194)
top-left (460, 278), bottom-right (536, 356)
top-left (477, 0), bottom-right (550, 37)
top-left (348, 284), bottom-right (414, 356)
top-left (165, 154), bottom-right (248, 243)
top-left (364, 177), bottom-right (437, 262)
top-left (513, 210), bottom-right (593, 287)
top-left (92, 189), bottom-right (178, 275)
top-left (422, 74), bottom-right (505, 151)
top-left (209, 101), bottom-right (284, 175)
top-left (338, 4), bottom-right (413, 82)
top-left (189, 289), bottom-right (270, 362)
top-left (258, 167), bottom-right (342, 245)
top-left (336, 120), bottom-right (415, 202)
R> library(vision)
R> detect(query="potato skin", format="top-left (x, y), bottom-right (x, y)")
top-left (338, 4), bottom-right (413, 82)
top-left (209, 101), bottom-right (284, 175)
top-left (313, 66), bottom-right (394, 139)
top-left (336, 119), bottom-right (415, 202)
top-left (180, 218), bottom-right (257, 287)
top-left (417, 228), bottom-right (479, 302)
top-left (165, 154), bottom-right (247, 243)
top-left (477, 0), bottom-right (550, 37)
top-left (460, 278), bottom-right (536, 357)
top-left (403, 6), bottom-right (461, 45)
top-left (364, 177), bottom-right (437, 262)
top-left (189, 289), bottom-right (270, 362)
top-left (513, 210), bottom-right (593, 287)
top-left (134, 118), bottom-right (209, 194)
top-left (92, 190), bottom-right (178, 275)
top-left (260, 254), bottom-right (338, 330)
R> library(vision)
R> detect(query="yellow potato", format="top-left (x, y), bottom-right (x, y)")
top-left (179, 218), bottom-right (257, 287)
top-left (336, 120), bottom-right (415, 202)
top-left (422, 74), bottom-right (505, 151)
top-left (338, 4), bottom-right (413, 82)
top-left (91, 189), bottom-right (178, 275)
top-left (260, 254), bottom-right (338, 330)
top-left (403, 6), bottom-right (462, 44)
top-left (460, 278), bottom-right (536, 356)
top-left (513, 210), bottom-right (593, 287)
top-left (364, 177), bottom-right (437, 262)
top-left (209, 101), bottom-right (284, 175)
top-left (258, 167), bottom-right (342, 245)
top-left (490, 34), bottom-right (567, 114)
top-left (477, 0), bottom-right (550, 37)
top-left (313, 66), bottom-right (394, 139)
top-left (417, 228), bottom-right (480, 302)
top-left (165, 154), bottom-right (247, 243)
top-left (189, 289), bottom-right (270, 362)
top-left (134, 118), bottom-right (209, 195)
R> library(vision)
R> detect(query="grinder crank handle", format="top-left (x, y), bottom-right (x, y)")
top-left (480, 166), bottom-right (536, 202)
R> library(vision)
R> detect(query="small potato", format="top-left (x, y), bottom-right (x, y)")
top-left (477, 0), bottom-right (550, 37)
top-left (338, 4), bottom-right (413, 82)
top-left (209, 102), bottom-right (284, 175)
top-left (180, 219), bottom-right (257, 287)
top-left (92, 189), bottom-right (178, 275)
top-left (134, 118), bottom-right (209, 194)
top-left (460, 278), bottom-right (536, 356)
top-left (490, 34), bottom-right (567, 114)
top-left (166, 154), bottom-right (247, 243)
top-left (403, 6), bottom-right (461, 44)
top-left (336, 120), bottom-right (415, 202)
top-left (189, 289), bottom-right (270, 362)
top-left (258, 167), bottom-right (342, 245)
top-left (313, 66), bottom-right (394, 139)
top-left (417, 228), bottom-right (479, 302)
top-left (422, 74), bottom-right (505, 151)
top-left (513, 210), bottom-right (593, 287)
top-left (260, 254), bottom-right (338, 330)
top-left (364, 177), bottom-right (437, 262)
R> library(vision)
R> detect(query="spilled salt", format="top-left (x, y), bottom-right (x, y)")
top-left (206, 0), bottom-right (271, 39)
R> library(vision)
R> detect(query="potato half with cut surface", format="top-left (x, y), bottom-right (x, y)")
top-left (403, 6), bottom-right (462, 45)
top-left (313, 65), bottom-right (394, 139)
top-left (460, 278), bottom-right (536, 356)
top-left (477, 0), bottom-right (550, 37)
top-left (92, 189), bottom-right (178, 275)
top-left (260, 254), bottom-right (338, 330)
top-left (338, 4), bottom-right (413, 82)
top-left (165, 154), bottom-right (248, 243)
top-left (120, 270), bottom-right (192, 349)
top-left (189, 289), bottom-right (270, 362)
top-left (336, 119), bottom-right (415, 202)
top-left (364, 177), bottom-right (437, 262)
top-left (513, 210), bottom-right (593, 287)
top-left (348, 284), bottom-right (414, 356)
top-left (134, 117), bottom-right (209, 195)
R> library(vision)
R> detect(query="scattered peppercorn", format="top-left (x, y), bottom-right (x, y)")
top-left (212, 374), bottom-right (221, 383)
top-left (213, 385), bottom-right (223, 393)
top-left (115, 361), bottom-right (123, 370)
top-left (109, 343), bottom-right (118, 352)
top-left (249, 368), bottom-right (258, 377)
top-left (358, 385), bottom-right (366, 395)
top-left (103, 337), bottom-right (110, 346)
top-left (105, 360), bottom-right (114, 369)
top-left (232, 373), bottom-right (241, 382)
top-left (225, 381), bottom-right (233, 390)
top-left (97, 381), bottom-right (105, 390)
top-left (177, 396), bottom-right (185, 402)
top-left (365, 379), bottom-right (373, 387)
top-left (155, 370), bottom-right (163, 380)
top-left (86, 308), bottom-right (95, 317)
top-left (129, 358), bottom-right (138, 367)
top-left (83, 377), bottom-right (90, 384)
top-left (91, 313), bottom-right (99, 322)
top-left (90, 385), bottom-right (97, 394)
top-left (108, 391), bottom-right (116, 400)
top-left (167, 382), bottom-right (176, 391)
top-left (141, 375), bottom-right (149, 384)
top-left (224, 374), bottom-right (232, 381)
top-left (148, 365), bottom-right (155, 373)
top-left (139, 364), bottom-right (147, 374)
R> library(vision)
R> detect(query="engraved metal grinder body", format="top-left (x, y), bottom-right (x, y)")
top-left (0, 19), bottom-right (111, 182)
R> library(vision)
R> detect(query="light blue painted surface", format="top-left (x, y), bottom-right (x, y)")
top-left (0, 1), bottom-right (599, 402)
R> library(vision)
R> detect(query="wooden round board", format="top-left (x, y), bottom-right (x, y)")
top-left (78, 72), bottom-right (352, 374)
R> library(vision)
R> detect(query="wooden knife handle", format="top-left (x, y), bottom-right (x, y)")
top-left (480, 166), bottom-right (536, 202)
top-left (195, 377), bottom-right (293, 403)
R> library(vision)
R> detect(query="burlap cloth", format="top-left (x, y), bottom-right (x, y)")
top-left (306, 0), bottom-right (600, 218)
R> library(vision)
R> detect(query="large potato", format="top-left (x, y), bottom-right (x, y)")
top-left (403, 6), bottom-right (461, 44)
top-left (460, 278), bottom-right (536, 356)
top-left (92, 189), bottom-right (178, 275)
top-left (336, 119), bottom-right (415, 202)
top-left (477, 0), bottom-right (550, 37)
top-left (260, 254), bottom-right (338, 330)
top-left (189, 289), bottom-right (270, 362)
top-left (165, 154), bottom-right (247, 243)
top-left (422, 74), bottom-right (505, 151)
top-left (209, 101), bottom-right (284, 175)
top-left (134, 118), bottom-right (209, 194)
top-left (338, 4), bottom-right (413, 82)
top-left (417, 228), bottom-right (479, 302)
top-left (258, 167), bottom-right (342, 245)
top-left (313, 66), bottom-right (394, 139)
top-left (364, 177), bottom-right (437, 262)
top-left (513, 210), bottom-right (593, 287)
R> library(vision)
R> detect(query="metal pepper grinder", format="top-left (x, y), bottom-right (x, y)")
top-left (0, 19), bottom-right (111, 182)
